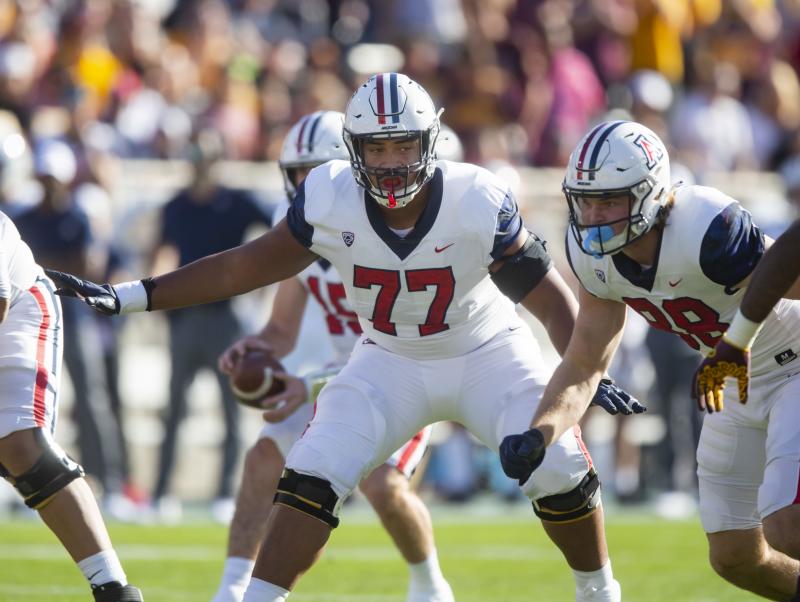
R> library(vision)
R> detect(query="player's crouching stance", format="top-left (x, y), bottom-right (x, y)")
top-left (47, 73), bottom-right (623, 601)
top-left (503, 120), bottom-right (800, 601)
top-left (0, 213), bottom-right (142, 601)
top-left (212, 110), bottom-right (452, 602)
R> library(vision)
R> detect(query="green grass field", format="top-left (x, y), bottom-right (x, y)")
top-left (0, 510), bottom-right (759, 601)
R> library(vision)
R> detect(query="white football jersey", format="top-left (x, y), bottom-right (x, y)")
top-left (0, 211), bottom-right (43, 304)
top-left (567, 185), bottom-right (800, 378)
top-left (273, 200), bottom-right (361, 364)
top-left (297, 258), bottom-right (361, 364)
top-left (286, 160), bottom-right (527, 360)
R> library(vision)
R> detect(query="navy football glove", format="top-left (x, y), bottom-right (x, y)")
top-left (46, 269), bottom-right (120, 315)
top-left (591, 378), bottom-right (646, 415)
top-left (499, 428), bottom-right (546, 485)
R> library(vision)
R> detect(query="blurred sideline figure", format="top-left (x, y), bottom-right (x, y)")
top-left (148, 129), bottom-right (272, 522)
top-left (211, 110), bottom-right (453, 602)
top-left (0, 211), bottom-right (142, 601)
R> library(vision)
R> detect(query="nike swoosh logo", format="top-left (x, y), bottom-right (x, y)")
top-left (668, 279), bottom-right (682, 287)
top-left (434, 243), bottom-right (455, 253)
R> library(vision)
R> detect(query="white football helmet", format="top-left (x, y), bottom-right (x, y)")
top-left (343, 72), bottom-right (441, 209)
top-left (436, 124), bottom-right (464, 162)
top-left (563, 120), bottom-right (670, 257)
top-left (279, 110), bottom-right (348, 198)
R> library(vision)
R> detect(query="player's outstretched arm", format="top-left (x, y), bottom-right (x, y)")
top-left (499, 289), bottom-right (626, 483)
top-left (49, 220), bottom-right (317, 315)
top-left (519, 266), bottom-right (644, 416)
top-left (519, 265), bottom-right (577, 356)
top-left (531, 288), bottom-right (627, 446)
top-left (740, 219), bottom-right (800, 320)
top-left (693, 219), bottom-right (800, 410)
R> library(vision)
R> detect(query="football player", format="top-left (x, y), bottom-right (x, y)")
top-left (501, 121), bottom-right (800, 600)
top-left (0, 212), bottom-right (142, 601)
top-left (211, 110), bottom-right (453, 602)
top-left (48, 73), bottom-right (628, 601)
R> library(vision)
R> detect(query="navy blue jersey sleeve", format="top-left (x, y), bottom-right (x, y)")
top-left (285, 180), bottom-right (314, 248)
top-left (490, 190), bottom-right (524, 259)
top-left (700, 203), bottom-right (765, 287)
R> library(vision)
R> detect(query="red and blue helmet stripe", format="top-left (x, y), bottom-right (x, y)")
top-left (375, 73), bottom-right (401, 125)
top-left (295, 112), bottom-right (325, 155)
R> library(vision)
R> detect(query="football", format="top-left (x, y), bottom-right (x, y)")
top-left (229, 350), bottom-right (286, 408)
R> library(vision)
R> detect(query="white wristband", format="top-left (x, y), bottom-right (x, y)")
top-left (723, 309), bottom-right (763, 350)
top-left (114, 280), bottom-right (148, 314)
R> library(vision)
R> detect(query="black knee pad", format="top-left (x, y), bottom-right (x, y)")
top-left (0, 429), bottom-right (84, 509)
top-left (532, 468), bottom-right (601, 523)
top-left (274, 468), bottom-right (342, 528)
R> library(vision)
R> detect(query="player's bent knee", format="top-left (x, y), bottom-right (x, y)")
top-left (274, 468), bottom-right (342, 528)
top-left (0, 429), bottom-right (84, 509)
top-left (707, 531), bottom-right (766, 580)
top-left (763, 508), bottom-right (800, 558)
top-left (359, 465), bottom-right (406, 504)
top-left (532, 468), bottom-right (600, 523)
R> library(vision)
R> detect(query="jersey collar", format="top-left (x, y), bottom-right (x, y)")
top-left (612, 228), bottom-right (664, 291)
top-left (364, 168), bottom-right (443, 260)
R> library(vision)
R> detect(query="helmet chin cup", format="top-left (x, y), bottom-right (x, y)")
top-left (583, 225), bottom-right (615, 258)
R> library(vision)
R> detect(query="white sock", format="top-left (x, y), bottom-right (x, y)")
top-left (212, 557), bottom-right (255, 602)
top-left (408, 548), bottom-right (447, 589)
top-left (77, 549), bottom-right (127, 587)
top-left (573, 559), bottom-right (614, 591)
top-left (242, 578), bottom-right (290, 602)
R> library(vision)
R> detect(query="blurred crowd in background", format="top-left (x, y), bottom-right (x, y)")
top-left (2, 0), bottom-right (800, 523)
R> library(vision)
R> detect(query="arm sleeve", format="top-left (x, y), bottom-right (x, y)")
top-left (700, 203), bottom-right (765, 287)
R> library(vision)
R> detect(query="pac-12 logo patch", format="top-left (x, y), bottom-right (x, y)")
top-left (595, 269), bottom-right (606, 283)
top-left (342, 231), bottom-right (355, 247)
top-left (633, 134), bottom-right (664, 169)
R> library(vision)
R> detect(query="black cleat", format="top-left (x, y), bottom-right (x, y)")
top-left (92, 581), bottom-right (144, 601)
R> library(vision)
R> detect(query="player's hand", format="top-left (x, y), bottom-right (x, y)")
top-left (499, 428), bottom-right (546, 485)
top-left (692, 338), bottom-right (750, 413)
top-left (217, 336), bottom-right (274, 375)
top-left (260, 372), bottom-right (308, 424)
top-left (45, 269), bottom-right (120, 315)
top-left (591, 378), bottom-right (646, 415)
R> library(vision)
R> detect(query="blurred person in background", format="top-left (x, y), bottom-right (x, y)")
top-left (148, 128), bottom-right (272, 522)
top-left (669, 54), bottom-right (757, 177)
top-left (12, 138), bottom-right (134, 519)
top-left (212, 110), bottom-right (453, 602)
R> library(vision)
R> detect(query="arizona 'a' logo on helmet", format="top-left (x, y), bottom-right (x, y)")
top-left (563, 121), bottom-right (671, 257)
top-left (343, 73), bottom-right (441, 210)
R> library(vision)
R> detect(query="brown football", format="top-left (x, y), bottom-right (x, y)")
top-left (229, 350), bottom-right (286, 408)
